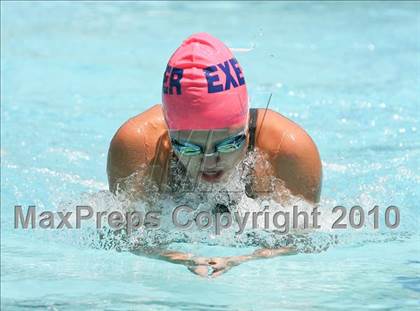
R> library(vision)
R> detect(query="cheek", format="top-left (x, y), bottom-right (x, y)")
top-left (179, 156), bottom-right (202, 171)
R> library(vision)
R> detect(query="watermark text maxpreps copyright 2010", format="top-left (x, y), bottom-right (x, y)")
top-left (14, 204), bottom-right (400, 235)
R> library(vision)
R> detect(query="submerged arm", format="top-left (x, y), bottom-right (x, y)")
top-left (130, 246), bottom-right (296, 278)
top-left (207, 247), bottom-right (297, 277)
top-left (130, 247), bottom-right (213, 277)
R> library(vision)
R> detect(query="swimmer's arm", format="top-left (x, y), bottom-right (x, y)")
top-left (131, 247), bottom-right (213, 277)
top-left (271, 130), bottom-right (322, 203)
top-left (207, 247), bottom-right (297, 277)
top-left (107, 114), bottom-right (170, 201)
top-left (131, 247), bottom-right (296, 277)
top-left (134, 247), bottom-right (296, 264)
top-left (107, 122), bottom-right (150, 198)
top-left (224, 247), bottom-right (297, 263)
top-left (134, 247), bottom-right (283, 277)
top-left (130, 247), bottom-right (208, 267)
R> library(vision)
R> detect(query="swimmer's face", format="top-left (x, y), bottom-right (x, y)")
top-left (169, 128), bottom-right (248, 183)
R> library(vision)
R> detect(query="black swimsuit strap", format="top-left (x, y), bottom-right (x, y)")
top-left (248, 108), bottom-right (258, 152)
top-left (244, 109), bottom-right (258, 199)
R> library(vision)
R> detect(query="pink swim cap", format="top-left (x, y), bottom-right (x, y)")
top-left (162, 33), bottom-right (249, 130)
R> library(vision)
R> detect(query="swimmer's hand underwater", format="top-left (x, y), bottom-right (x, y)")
top-left (131, 247), bottom-right (297, 278)
top-left (203, 247), bottom-right (297, 278)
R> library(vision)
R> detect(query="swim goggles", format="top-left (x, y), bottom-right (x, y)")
top-left (170, 130), bottom-right (247, 156)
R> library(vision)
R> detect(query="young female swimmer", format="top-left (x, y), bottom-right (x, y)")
top-left (107, 33), bottom-right (322, 277)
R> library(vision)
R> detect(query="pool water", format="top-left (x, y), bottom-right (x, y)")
top-left (1, 2), bottom-right (419, 310)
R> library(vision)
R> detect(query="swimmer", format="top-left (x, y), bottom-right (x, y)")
top-left (107, 33), bottom-right (322, 277)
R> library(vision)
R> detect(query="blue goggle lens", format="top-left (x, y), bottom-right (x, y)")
top-left (171, 133), bottom-right (246, 156)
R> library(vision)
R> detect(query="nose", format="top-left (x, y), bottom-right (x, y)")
top-left (201, 152), bottom-right (220, 171)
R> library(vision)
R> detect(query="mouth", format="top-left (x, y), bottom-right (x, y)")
top-left (200, 170), bottom-right (224, 182)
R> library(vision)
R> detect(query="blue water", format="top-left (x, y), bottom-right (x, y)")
top-left (1, 2), bottom-right (420, 310)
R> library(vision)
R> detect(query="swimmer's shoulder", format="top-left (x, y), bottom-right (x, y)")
top-left (254, 108), bottom-right (319, 157)
top-left (107, 104), bottom-right (170, 184)
top-left (119, 104), bottom-right (167, 134)
top-left (254, 108), bottom-right (322, 202)
top-left (111, 104), bottom-right (168, 150)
